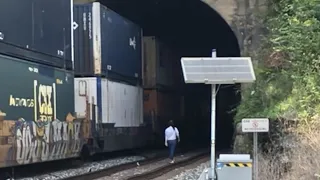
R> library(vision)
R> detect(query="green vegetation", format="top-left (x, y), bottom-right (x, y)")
top-left (235, 0), bottom-right (320, 122)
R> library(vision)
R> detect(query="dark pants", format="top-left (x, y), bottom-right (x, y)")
top-left (167, 140), bottom-right (177, 160)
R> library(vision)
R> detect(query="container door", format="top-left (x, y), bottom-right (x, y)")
top-left (74, 77), bottom-right (98, 137)
top-left (74, 4), bottom-right (96, 75)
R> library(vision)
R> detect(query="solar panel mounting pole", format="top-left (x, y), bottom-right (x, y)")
top-left (210, 49), bottom-right (217, 180)
top-left (180, 50), bottom-right (256, 180)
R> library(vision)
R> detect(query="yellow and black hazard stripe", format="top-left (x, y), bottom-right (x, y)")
top-left (224, 162), bottom-right (252, 167)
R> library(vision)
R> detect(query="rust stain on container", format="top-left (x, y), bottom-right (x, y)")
top-left (143, 89), bottom-right (183, 131)
top-left (143, 36), bottom-right (181, 90)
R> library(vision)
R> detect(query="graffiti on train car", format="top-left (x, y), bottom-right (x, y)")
top-left (0, 80), bottom-right (91, 166)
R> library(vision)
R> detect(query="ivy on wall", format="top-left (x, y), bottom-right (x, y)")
top-left (235, 0), bottom-right (320, 122)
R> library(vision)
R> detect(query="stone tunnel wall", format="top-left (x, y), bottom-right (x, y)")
top-left (203, 0), bottom-right (269, 153)
top-left (203, 0), bottom-right (268, 55)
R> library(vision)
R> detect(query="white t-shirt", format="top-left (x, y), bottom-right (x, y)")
top-left (165, 126), bottom-right (180, 141)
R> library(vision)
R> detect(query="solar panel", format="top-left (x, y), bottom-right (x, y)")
top-left (180, 57), bottom-right (256, 84)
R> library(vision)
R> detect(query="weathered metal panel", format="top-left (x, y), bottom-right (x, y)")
top-left (0, 54), bottom-right (81, 168)
top-left (74, 3), bottom-right (142, 85)
top-left (143, 36), bottom-right (176, 89)
top-left (0, 0), bottom-right (72, 69)
top-left (73, 3), bottom-right (96, 76)
top-left (100, 5), bottom-right (142, 82)
top-left (143, 89), bottom-right (182, 130)
top-left (99, 126), bottom-right (150, 152)
top-left (32, 0), bottom-right (72, 62)
top-left (75, 77), bottom-right (143, 128)
top-left (103, 79), bottom-right (143, 127)
top-left (74, 77), bottom-right (99, 137)
top-left (74, 77), bottom-right (146, 152)
top-left (142, 37), bottom-right (157, 88)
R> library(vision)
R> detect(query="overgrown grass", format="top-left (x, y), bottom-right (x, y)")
top-left (258, 122), bottom-right (320, 180)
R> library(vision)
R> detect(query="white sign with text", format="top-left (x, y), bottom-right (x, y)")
top-left (242, 118), bottom-right (269, 132)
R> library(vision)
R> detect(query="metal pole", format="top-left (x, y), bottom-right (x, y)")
top-left (210, 84), bottom-right (216, 179)
top-left (253, 132), bottom-right (258, 180)
top-left (212, 49), bottom-right (217, 58)
top-left (210, 49), bottom-right (217, 179)
top-left (70, 0), bottom-right (74, 70)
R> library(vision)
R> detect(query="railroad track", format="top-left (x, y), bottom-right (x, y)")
top-left (62, 155), bottom-right (166, 180)
top-left (62, 149), bottom-right (208, 180)
top-left (126, 152), bottom-right (209, 180)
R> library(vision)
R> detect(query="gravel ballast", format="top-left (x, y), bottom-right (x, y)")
top-left (167, 161), bottom-right (210, 180)
top-left (17, 156), bottom-right (145, 180)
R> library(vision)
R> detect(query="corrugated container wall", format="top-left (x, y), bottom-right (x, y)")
top-left (74, 3), bottom-right (142, 85)
top-left (143, 36), bottom-right (178, 90)
top-left (0, 0), bottom-right (72, 70)
top-left (143, 89), bottom-right (183, 133)
top-left (74, 77), bottom-right (143, 128)
top-left (0, 54), bottom-right (74, 122)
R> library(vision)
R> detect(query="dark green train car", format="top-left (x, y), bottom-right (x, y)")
top-left (0, 54), bottom-right (80, 168)
top-left (0, 54), bottom-right (74, 122)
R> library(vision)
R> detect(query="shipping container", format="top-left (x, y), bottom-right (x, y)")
top-left (74, 77), bottom-right (149, 152)
top-left (0, 0), bottom-right (72, 70)
top-left (143, 89), bottom-right (183, 131)
top-left (143, 36), bottom-right (179, 90)
top-left (74, 3), bottom-right (142, 84)
top-left (74, 77), bottom-right (143, 128)
top-left (143, 89), bottom-right (183, 147)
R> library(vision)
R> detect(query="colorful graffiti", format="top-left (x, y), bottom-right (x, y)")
top-left (0, 79), bottom-right (93, 167)
top-left (0, 110), bottom-right (91, 167)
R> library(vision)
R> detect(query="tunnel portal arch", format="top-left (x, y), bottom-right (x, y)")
top-left (76, 0), bottom-right (245, 151)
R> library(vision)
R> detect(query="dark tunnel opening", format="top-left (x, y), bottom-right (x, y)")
top-left (98, 0), bottom-right (242, 152)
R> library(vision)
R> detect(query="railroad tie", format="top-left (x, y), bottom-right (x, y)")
top-left (224, 162), bottom-right (252, 167)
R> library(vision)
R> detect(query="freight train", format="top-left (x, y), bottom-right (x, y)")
top-left (0, 1), bottom-right (184, 168)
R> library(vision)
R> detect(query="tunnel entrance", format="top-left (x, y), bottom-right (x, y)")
top-left (97, 0), bottom-right (241, 152)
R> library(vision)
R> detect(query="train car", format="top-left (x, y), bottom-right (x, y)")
top-left (0, 0), bottom-right (73, 70)
top-left (0, 54), bottom-right (77, 168)
top-left (74, 2), bottom-right (142, 85)
top-left (142, 36), bottom-right (184, 146)
top-left (74, 77), bottom-right (151, 153)
top-left (143, 36), bottom-right (182, 90)
top-left (143, 89), bottom-right (184, 145)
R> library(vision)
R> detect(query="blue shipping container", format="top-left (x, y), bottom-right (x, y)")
top-left (0, 0), bottom-right (72, 70)
top-left (74, 2), bottom-right (142, 85)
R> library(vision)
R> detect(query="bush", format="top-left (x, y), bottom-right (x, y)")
top-left (234, 0), bottom-right (320, 178)
top-left (235, 0), bottom-right (320, 122)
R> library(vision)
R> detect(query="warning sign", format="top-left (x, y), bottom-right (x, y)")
top-left (241, 118), bottom-right (269, 132)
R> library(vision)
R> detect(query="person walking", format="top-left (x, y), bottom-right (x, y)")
top-left (165, 120), bottom-right (180, 163)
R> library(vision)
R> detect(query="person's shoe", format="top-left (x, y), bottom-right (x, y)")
top-left (170, 160), bottom-right (174, 164)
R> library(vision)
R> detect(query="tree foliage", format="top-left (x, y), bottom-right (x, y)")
top-left (235, 0), bottom-right (320, 122)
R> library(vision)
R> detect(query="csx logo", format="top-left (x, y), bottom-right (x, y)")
top-left (129, 37), bottom-right (136, 50)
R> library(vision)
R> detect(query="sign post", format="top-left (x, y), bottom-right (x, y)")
top-left (242, 118), bottom-right (269, 180)
top-left (181, 50), bottom-right (256, 180)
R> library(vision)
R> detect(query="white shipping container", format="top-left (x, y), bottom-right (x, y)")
top-left (143, 36), bottom-right (174, 88)
top-left (74, 77), bottom-right (143, 127)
